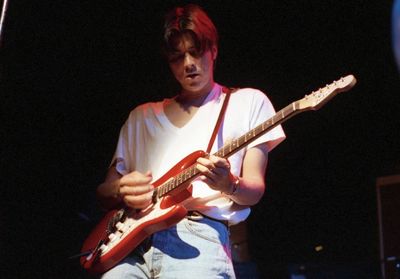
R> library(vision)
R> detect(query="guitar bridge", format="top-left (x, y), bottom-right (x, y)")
top-left (106, 208), bottom-right (127, 234)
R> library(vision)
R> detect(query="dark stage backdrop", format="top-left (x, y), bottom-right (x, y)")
top-left (2, 1), bottom-right (399, 278)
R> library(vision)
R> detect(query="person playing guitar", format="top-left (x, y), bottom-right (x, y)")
top-left (92, 4), bottom-right (285, 278)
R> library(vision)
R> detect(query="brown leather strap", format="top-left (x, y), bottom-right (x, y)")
top-left (206, 86), bottom-right (234, 153)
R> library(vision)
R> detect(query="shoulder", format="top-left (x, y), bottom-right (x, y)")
top-left (230, 87), bottom-right (273, 106)
top-left (230, 87), bottom-right (267, 98)
top-left (127, 99), bottom-right (165, 120)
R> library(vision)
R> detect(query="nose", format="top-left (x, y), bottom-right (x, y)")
top-left (184, 53), bottom-right (196, 73)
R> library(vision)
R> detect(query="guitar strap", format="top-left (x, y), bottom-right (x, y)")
top-left (206, 86), bottom-right (236, 153)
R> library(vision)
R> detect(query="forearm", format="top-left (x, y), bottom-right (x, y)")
top-left (225, 144), bottom-right (268, 206)
top-left (96, 167), bottom-right (123, 210)
top-left (97, 167), bottom-right (155, 210)
top-left (222, 175), bottom-right (265, 206)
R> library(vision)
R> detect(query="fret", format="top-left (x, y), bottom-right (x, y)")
top-left (237, 135), bottom-right (244, 147)
top-left (159, 181), bottom-right (167, 197)
top-left (254, 125), bottom-right (262, 136)
top-left (157, 186), bottom-right (161, 198)
top-left (252, 126), bottom-right (258, 136)
top-left (241, 135), bottom-right (246, 145)
top-left (189, 167), bottom-right (197, 180)
top-left (218, 147), bottom-right (224, 157)
top-left (225, 144), bottom-right (230, 155)
top-left (285, 104), bottom-right (294, 115)
top-left (272, 114), bottom-right (280, 123)
top-left (166, 182), bottom-right (170, 193)
top-left (158, 185), bottom-right (164, 198)
top-left (220, 143), bottom-right (229, 158)
top-left (261, 121), bottom-right (267, 131)
top-left (232, 139), bottom-right (237, 149)
top-left (261, 123), bottom-right (265, 133)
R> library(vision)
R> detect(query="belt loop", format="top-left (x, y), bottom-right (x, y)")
top-left (187, 211), bottom-right (229, 228)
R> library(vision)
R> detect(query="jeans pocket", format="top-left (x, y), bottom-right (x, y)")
top-left (184, 217), bottom-right (229, 245)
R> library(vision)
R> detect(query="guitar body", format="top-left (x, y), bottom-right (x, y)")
top-left (80, 150), bottom-right (205, 274)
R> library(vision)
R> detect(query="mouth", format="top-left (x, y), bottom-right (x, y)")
top-left (185, 73), bottom-right (199, 79)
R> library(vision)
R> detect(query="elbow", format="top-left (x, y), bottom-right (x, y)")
top-left (249, 186), bottom-right (265, 206)
top-left (240, 181), bottom-right (265, 206)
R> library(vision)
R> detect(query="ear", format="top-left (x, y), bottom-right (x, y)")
top-left (211, 45), bottom-right (218, 60)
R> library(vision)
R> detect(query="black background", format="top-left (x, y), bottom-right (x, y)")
top-left (2, 1), bottom-right (400, 278)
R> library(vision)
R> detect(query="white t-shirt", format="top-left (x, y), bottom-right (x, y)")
top-left (112, 83), bottom-right (285, 225)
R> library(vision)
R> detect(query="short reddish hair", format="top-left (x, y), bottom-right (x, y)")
top-left (163, 4), bottom-right (218, 56)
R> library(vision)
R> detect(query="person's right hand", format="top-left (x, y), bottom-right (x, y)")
top-left (118, 171), bottom-right (154, 209)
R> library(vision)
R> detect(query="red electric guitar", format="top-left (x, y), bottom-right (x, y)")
top-left (80, 75), bottom-right (357, 274)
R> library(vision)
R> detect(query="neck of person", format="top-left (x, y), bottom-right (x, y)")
top-left (177, 81), bottom-right (215, 107)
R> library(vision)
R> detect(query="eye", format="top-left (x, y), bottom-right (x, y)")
top-left (168, 53), bottom-right (184, 63)
top-left (188, 49), bottom-right (201, 58)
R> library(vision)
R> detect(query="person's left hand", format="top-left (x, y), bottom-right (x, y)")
top-left (196, 155), bottom-right (234, 193)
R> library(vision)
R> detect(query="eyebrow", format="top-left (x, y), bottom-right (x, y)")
top-left (171, 45), bottom-right (197, 53)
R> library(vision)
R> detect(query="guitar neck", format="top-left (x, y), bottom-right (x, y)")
top-left (215, 101), bottom-right (300, 159)
top-left (156, 101), bottom-right (301, 198)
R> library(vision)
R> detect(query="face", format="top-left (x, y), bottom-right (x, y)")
top-left (167, 35), bottom-right (217, 97)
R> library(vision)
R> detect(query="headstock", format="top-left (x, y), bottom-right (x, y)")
top-left (297, 75), bottom-right (357, 111)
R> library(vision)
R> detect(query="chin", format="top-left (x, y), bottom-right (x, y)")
top-left (183, 82), bottom-right (205, 93)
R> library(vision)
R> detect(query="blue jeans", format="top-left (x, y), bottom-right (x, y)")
top-left (101, 215), bottom-right (236, 278)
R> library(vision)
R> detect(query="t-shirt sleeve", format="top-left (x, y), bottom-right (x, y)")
top-left (110, 112), bottom-right (136, 176)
